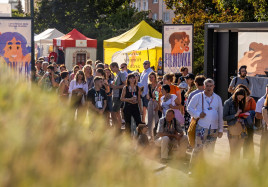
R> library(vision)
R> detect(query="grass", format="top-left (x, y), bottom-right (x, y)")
top-left (0, 65), bottom-right (268, 186)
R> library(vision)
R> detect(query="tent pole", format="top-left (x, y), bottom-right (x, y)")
top-left (147, 47), bottom-right (149, 61)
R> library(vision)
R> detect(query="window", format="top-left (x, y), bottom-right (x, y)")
top-left (76, 53), bottom-right (86, 66)
top-left (163, 12), bottom-right (170, 23)
top-left (138, 1), bottom-right (141, 11)
top-left (153, 0), bottom-right (158, 3)
top-left (152, 13), bottom-right (158, 20)
top-left (143, 1), bottom-right (147, 10)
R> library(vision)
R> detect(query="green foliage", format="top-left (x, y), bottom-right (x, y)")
top-left (12, 9), bottom-right (25, 17)
top-left (164, 0), bottom-right (268, 74)
top-left (34, 1), bottom-right (162, 61)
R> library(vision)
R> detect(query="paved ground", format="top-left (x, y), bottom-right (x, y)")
top-left (144, 128), bottom-right (262, 181)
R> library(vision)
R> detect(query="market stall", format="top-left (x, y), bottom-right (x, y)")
top-left (53, 29), bottom-right (97, 70)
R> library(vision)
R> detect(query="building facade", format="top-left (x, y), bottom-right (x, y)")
top-left (9, 0), bottom-right (18, 10)
top-left (132, 0), bottom-right (175, 24)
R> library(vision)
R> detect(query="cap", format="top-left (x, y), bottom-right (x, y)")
top-left (184, 73), bottom-right (195, 80)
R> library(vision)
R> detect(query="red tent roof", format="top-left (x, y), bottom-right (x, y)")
top-left (53, 29), bottom-right (97, 48)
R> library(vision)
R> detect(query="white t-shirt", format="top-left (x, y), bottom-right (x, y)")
top-left (161, 94), bottom-right (177, 116)
top-left (256, 95), bottom-right (266, 113)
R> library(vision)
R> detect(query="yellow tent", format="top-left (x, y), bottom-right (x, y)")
top-left (103, 20), bottom-right (162, 69)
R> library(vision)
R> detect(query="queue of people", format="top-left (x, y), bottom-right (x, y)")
top-left (33, 59), bottom-right (267, 168)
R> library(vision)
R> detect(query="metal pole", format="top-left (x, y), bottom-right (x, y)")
top-left (30, 0), bottom-right (35, 80)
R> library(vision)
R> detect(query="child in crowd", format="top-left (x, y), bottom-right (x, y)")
top-left (137, 124), bottom-right (149, 147)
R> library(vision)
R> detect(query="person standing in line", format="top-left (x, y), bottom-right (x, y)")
top-left (120, 73), bottom-right (142, 135)
top-left (187, 75), bottom-right (206, 105)
top-left (228, 65), bottom-right (251, 94)
top-left (139, 61), bottom-right (153, 123)
top-left (70, 65), bottom-right (79, 81)
top-left (68, 70), bottom-right (88, 109)
top-left (184, 73), bottom-right (196, 133)
top-left (105, 68), bottom-right (114, 124)
top-left (58, 71), bottom-right (70, 101)
top-left (223, 88), bottom-right (247, 159)
top-left (235, 84), bottom-right (256, 159)
top-left (87, 76), bottom-right (107, 115)
top-left (83, 65), bottom-right (94, 89)
top-left (147, 72), bottom-right (160, 140)
top-left (110, 62), bottom-right (127, 131)
top-left (187, 79), bottom-right (223, 165)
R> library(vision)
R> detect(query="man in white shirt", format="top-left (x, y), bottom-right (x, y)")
top-left (139, 60), bottom-right (153, 123)
top-left (187, 78), bottom-right (223, 164)
top-left (255, 85), bottom-right (268, 120)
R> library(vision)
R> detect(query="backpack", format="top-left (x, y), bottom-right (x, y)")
top-left (234, 77), bottom-right (249, 86)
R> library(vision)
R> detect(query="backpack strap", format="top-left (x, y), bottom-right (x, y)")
top-left (234, 77), bottom-right (238, 86)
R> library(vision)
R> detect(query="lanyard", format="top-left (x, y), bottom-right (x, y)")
top-left (130, 86), bottom-right (136, 96)
top-left (205, 95), bottom-right (214, 108)
top-left (95, 91), bottom-right (101, 101)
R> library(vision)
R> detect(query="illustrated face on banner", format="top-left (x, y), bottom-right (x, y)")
top-left (169, 32), bottom-right (190, 54)
top-left (0, 19), bottom-right (32, 75)
top-left (238, 32), bottom-right (268, 76)
top-left (163, 25), bottom-right (193, 74)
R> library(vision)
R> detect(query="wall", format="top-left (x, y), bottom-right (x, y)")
top-left (65, 47), bottom-right (96, 71)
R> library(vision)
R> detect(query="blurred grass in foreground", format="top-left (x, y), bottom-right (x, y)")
top-left (0, 66), bottom-right (268, 187)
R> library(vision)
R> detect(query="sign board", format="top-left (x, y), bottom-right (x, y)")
top-left (0, 18), bottom-right (32, 74)
top-left (163, 24), bottom-right (193, 74)
top-left (238, 32), bottom-right (268, 76)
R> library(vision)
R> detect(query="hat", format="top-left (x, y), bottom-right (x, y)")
top-left (184, 73), bottom-right (195, 80)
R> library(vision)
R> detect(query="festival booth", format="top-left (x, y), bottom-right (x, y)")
top-left (53, 29), bottom-right (97, 70)
top-left (35, 28), bottom-right (64, 58)
top-left (111, 36), bottom-right (162, 72)
top-left (103, 20), bottom-right (162, 71)
top-left (204, 22), bottom-right (268, 102)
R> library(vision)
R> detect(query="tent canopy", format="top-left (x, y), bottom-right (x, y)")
top-left (35, 28), bottom-right (64, 43)
top-left (121, 36), bottom-right (162, 53)
top-left (53, 29), bottom-right (97, 48)
top-left (104, 20), bottom-right (162, 49)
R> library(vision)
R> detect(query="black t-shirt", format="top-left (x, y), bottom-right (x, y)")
top-left (87, 88), bottom-right (107, 109)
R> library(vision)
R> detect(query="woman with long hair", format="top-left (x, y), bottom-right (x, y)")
top-left (83, 65), bottom-right (94, 89)
top-left (58, 71), bottom-right (70, 101)
top-left (146, 72), bottom-right (160, 140)
top-left (70, 65), bottom-right (79, 81)
top-left (120, 73), bottom-right (142, 135)
top-left (105, 68), bottom-right (114, 125)
top-left (223, 88), bottom-right (247, 159)
top-left (69, 70), bottom-right (88, 109)
top-left (235, 84), bottom-right (256, 159)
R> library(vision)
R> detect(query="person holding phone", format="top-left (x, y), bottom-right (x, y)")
top-left (223, 88), bottom-right (247, 159)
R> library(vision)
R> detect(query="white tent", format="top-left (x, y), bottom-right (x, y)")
top-left (121, 36), bottom-right (162, 53)
top-left (112, 36), bottom-right (162, 68)
top-left (35, 28), bottom-right (64, 57)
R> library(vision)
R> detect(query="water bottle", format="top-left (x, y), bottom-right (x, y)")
top-left (155, 90), bottom-right (159, 101)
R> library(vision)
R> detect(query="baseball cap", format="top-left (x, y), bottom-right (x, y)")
top-left (184, 73), bottom-right (195, 80)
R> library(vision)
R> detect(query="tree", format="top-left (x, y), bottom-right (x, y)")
top-left (164, 0), bottom-right (268, 74)
top-left (34, 1), bottom-right (163, 61)
top-left (16, 0), bottom-right (24, 14)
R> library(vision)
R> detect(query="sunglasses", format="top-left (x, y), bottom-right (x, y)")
top-left (143, 63), bottom-right (149, 65)
top-left (120, 66), bottom-right (126, 69)
top-left (134, 74), bottom-right (139, 77)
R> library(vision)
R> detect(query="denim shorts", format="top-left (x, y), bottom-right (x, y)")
top-left (142, 96), bottom-right (149, 108)
top-left (112, 97), bottom-right (122, 112)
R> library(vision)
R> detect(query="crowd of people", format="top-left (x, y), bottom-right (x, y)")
top-left (33, 58), bottom-right (268, 169)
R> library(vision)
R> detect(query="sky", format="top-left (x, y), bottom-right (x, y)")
top-left (0, 0), bottom-right (25, 10)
